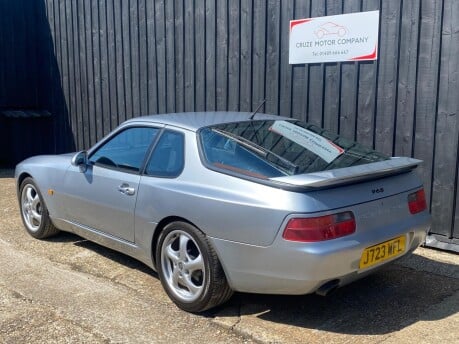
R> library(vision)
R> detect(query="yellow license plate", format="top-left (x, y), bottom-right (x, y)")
top-left (359, 236), bottom-right (406, 269)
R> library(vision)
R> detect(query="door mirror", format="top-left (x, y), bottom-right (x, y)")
top-left (71, 151), bottom-right (88, 172)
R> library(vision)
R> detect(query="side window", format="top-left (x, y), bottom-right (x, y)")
top-left (90, 127), bottom-right (159, 172)
top-left (145, 130), bottom-right (184, 177)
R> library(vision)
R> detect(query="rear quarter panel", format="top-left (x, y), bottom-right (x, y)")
top-left (135, 129), bottom-right (425, 247)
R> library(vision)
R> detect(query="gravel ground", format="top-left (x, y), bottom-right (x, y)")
top-left (1, 170), bottom-right (458, 343)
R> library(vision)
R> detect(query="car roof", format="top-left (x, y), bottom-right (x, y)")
top-left (123, 111), bottom-right (291, 132)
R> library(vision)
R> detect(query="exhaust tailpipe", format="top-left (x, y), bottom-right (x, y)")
top-left (315, 279), bottom-right (340, 296)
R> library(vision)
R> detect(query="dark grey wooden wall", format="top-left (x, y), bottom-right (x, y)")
top-left (0, 0), bottom-right (75, 164)
top-left (3, 0), bottom-right (459, 246)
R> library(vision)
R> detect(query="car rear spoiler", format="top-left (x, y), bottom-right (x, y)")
top-left (270, 157), bottom-right (422, 190)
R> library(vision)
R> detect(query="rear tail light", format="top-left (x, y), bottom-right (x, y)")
top-left (408, 189), bottom-right (427, 214)
top-left (283, 211), bottom-right (356, 242)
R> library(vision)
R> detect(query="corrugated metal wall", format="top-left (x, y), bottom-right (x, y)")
top-left (1, 0), bottom-right (458, 246)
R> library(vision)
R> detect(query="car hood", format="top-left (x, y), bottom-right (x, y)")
top-left (15, 153), bottom-right (74, 178)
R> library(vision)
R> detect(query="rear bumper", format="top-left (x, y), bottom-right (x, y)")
top-left (210, 211), bottom-right (430, 295)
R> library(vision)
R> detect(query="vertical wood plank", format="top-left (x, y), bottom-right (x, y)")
top-left (394, 1), bottom-right (420, 157)
top-left (374, 0), bottom-right (402, 156)
top-left (155, 0), bottom-right (167, 113)
top-left (279, 0), bottom-right (294, 117)
top-left (56, 0), bottom-right (67, 150)
top-left (307, 0), bottom-right (326, 126)
top-left (165, 0), bottom-right (176, 112)
top-left (216, 0), bottom-right (228, 110)
top-left (91, 0), bottom-right (103, 140)
top-left (144, 0), bottom-right (157, 115)
top-left (414, 0), bottom-right (443, 207)
top-left (356, 0), bottom-right (380, 147)
top-left (106, 0), bottom-right (119, 130)
top-left (130, 0), bottom-right (141, 117)
top-left (99, 0), bottom-right (111, 134)
top-left (291, 0), bottom-right (310, 121)
top-left (65, 0), bottom-right (77, 145)
top-left (339, 0), bottom-right (360, 140)
top-left (174, 0), bottom-right (184, 112)
top-left (85, 0), bottom-right (96, 145)
top-left (184, 0), bottom-right (195, 111)
top-left (239, 0), bottom-right (252, 112)
top-left (14, 1), bottom-right (29, 106)
top-left (252, 0), bottom-right (266, 111)
top-left (205, 0), bottom-right (216, 111)
top-left (194, 0), bottom-right (206, 111)
top-left (24, 1), bottom-right (38, 107)
top-left (228, 0), bottom-right (240, 111)
top-left (77, 1), bottom-right (91, 149)
top-left (433, 0), bottom-right (458, 237)
top-left (323, 0), bottom-right (342, 133)
top-left (122, 0), bottom-right (133, 119)
top-left (70, 0), bottom-right (82, 148)
top-left (137, 0), bottom-right (149, 116)
top-left (114, 0), bottom-right (126, 123)
top-left (265, 0), bottom-right (281, 115)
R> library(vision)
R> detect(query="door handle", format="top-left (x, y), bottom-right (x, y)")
top-left (118, 183), bottom-right (135, 196)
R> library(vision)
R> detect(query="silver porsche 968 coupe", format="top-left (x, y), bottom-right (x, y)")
top-left (16, 112), bottom-right (431, 312)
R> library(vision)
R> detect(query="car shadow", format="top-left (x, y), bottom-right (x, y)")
top-left (46, 231), bottom-right (458, 335)
top-left (48, 231), bottom-right (156, 277)
top-left (210, 253), bottom-right (459, 335)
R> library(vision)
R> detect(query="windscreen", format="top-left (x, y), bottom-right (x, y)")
top-left (199, 120), bottom-right (389, 179)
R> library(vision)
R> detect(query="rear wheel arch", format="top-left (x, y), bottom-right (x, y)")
top-left (151, 216), bottom-right (230, 283)
top-left (152, 216), bottom-right (197, 268)
top-left (154, 219), bottom-right (233, 312)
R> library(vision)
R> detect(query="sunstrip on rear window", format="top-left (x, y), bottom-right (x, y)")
top-left (270, 120), bottom-right (344, 163)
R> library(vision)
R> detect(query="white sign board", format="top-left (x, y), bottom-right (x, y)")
top-left (289, 11), bottom-right (379, 64)
top-left (270, 121), bottom-right (344, 163)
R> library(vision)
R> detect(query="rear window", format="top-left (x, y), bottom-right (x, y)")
top-left (199, 120), bottom-right (388, 179)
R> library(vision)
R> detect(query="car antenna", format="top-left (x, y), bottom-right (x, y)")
top-left (249, 99), bottom-right (266, 120)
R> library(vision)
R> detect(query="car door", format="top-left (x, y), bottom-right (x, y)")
top-left (62, 126), bottom-right (160, 242)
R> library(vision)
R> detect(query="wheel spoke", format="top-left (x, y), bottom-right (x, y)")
top-left (26, 187), bottom-right (34, 202)
top-left (184, 255), bottom-right (204, 273)
top-left (26, 212), bottom-right (34, 226)
top-left (161, 228), bottom-right (207, 303)
top-left (31, 194), bottom-right (40, 209)
top-left (165, 244), bottom-right (179, 263)
top-left (31, 211), bottom-right (42, 224)
top-left (171, 266), bottom-right (180, 288)
top-left (182, 274), bottom-right (202, 295)
top-left (178, 234), bottom-right (189, 260)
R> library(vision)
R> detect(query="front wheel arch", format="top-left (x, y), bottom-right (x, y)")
top-left (16, 172), bottom-right (32, 197)
top-left (19, 177), bottom-right (59, 239)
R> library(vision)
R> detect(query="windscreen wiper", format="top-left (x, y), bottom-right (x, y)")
top-left (212, 128), bottom-right (298, 175)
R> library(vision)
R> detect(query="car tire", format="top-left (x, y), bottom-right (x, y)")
top-left (156, 221), bottom-right (233, 312)
top-left (19, 177), bottom-right (60, 239)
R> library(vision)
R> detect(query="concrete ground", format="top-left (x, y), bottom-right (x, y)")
top-left (0, 169), bottom-right (458, 343)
